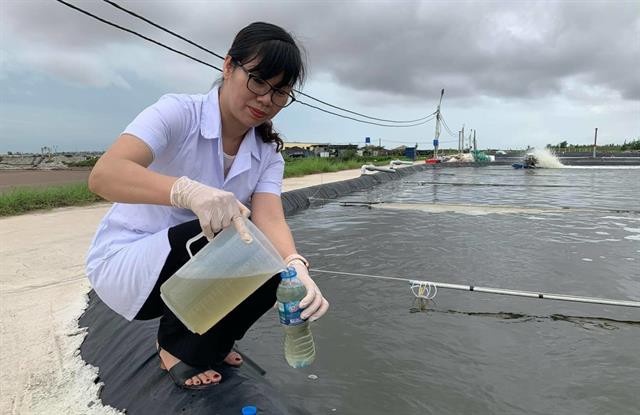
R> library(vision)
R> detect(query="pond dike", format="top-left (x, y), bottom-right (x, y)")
top-left (78, 163), bottom-right (431, 415)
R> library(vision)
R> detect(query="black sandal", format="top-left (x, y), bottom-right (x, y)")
top-left (157, 346), bottom-right (220, 390)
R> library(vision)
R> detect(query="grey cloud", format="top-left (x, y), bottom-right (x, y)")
top-left (302, 1), bottom-right (639, 101)
top-left (2, 1), bottom-right (131, 49)
top-left (2, 0), bottom-right (638, 102)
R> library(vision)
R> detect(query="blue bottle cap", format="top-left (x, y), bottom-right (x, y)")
top-left (241, 406), bottom-right (257, 415)
top-left (280, 266), bottom-right (297, 279)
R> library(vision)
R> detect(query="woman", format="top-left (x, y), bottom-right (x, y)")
top-left (86, 22), bottom-right (329, 389)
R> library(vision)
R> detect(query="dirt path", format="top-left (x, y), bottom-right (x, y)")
top-left (0, 170), bottom-right (91, 193)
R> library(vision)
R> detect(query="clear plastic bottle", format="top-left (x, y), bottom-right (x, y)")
top-left (276, 267), bottom-right (316, 368)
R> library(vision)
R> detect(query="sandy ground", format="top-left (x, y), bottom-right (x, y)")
top-left (0, 166), bottom-right (405, 414)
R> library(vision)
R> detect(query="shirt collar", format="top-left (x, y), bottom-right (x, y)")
top-left (200, 86), bottom-right (260, 161)
top-left (238, 126), bottom-right (260, 161)
top-left (200, 87), bottom-right (222, 140)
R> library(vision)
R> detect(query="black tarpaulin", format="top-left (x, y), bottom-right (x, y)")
top-left (78, 164), bottom-right (429, 414)
top-left (79, 291), bottom-right (308, 414)
top-left (282, 164), bottom-right (430, 215)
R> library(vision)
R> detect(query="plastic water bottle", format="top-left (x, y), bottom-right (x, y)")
top-left (277, 267), bottom-right (316, 368)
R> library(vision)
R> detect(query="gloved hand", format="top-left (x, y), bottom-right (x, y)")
top-left (289, 261), bottom-right (329, 322)
top-left (170, 176), bottom-right (251, 241)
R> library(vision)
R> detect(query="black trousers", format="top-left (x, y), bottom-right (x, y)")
top-left (134, 219), bottom-right (280, 367)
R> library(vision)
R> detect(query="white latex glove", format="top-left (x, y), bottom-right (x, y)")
top-left (170, 176), bottom-right (251, 241)
top-left (289, 261), bottom-right (329, 322)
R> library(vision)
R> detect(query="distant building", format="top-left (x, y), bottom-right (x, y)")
top-left (327, 144), bottom-right (358, 157)
top-left (283, 142), bottom-right (330, 157)
top-left (283, 142), bottom-right (329, 151)
top-left (282, 146), bottom-right (309, 158)
top-left (282, 142), bottom-right (364, 158)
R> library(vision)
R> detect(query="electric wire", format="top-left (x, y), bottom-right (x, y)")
top-left (100, 0), bottom-right (437, 125)
top-left (440, 114), bottom-right (458, 138)
top-left (295, 103), bottom-right (436, 127)
top-left (56, 0), bottom-right (438, 128)
top-left (54, 0), bottom-right (224, 73)
top-left (295, 92), bottom-right (437, 124)
top-left (101, 0), bottom-right (226, 61)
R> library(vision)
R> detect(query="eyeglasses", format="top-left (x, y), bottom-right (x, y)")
top-left (234, 61), bottom-right (296, 108)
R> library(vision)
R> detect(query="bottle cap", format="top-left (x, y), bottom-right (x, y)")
top-left (280, 266), bottom-right (297, 279)
top-left (241, 406), bottom-right (257, 415)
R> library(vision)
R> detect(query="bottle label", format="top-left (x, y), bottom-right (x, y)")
top-left (277, 300), bottom-right (304, 326)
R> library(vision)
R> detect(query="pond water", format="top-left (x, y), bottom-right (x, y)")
top-left (244, 165), bottom-right (640, 415)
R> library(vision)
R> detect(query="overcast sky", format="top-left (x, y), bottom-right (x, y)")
top-left (1, 0), bottom-right (638, 153)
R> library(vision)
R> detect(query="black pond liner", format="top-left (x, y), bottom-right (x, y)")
top-left (78, 164), bottom-right (430, 414)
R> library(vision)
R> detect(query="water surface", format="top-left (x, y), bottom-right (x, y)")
top-left (244, 166), bottom-right (640, 414)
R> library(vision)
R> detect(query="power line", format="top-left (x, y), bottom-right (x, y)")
top-left (440, 117), bottom-right (455, 137)
top-left (54, 0), bottom-right (224, 73)
top-left (102, 0), bottom-right (226, 60)
top-left (440, 114), bottom-right (458, 138)
top-left (56, 0), bottom-right (437, 128)
top-left (296, 92), bottom-right (437, 124)
top-left (99, 0), bottom-right (436, 125)
top-left (296, 102), bottom-right (436, 127)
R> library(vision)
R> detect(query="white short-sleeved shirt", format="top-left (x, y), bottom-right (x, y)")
top-left (86, 87), bottom-right (285, 320)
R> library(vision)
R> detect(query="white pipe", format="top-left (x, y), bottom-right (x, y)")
top-left (361, 164), bottom-right (396, 173)
top-left (311, 269), bottom-right (640, 309)
top-left (390, 160), bottom-right (414, 165)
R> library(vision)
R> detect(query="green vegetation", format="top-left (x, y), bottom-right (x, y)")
top-left (64, 156), bottom-right (100, 167)
top-left (0, 183), bottom-right (103, 216)
top-left (283, 155), bottom-right (397, 177)
top-left (620, 139), bottom-right (640, 151)
top-left (546, 138), bottom-right (640, 152)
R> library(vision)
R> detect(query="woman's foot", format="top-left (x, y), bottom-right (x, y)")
top-left (157, 344), bottom-right (221, 387)
top-left (223, 350), bottom-right (243, 367)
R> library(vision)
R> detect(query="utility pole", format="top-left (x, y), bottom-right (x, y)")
top-left (473, 130), bottom-right (477, 152)
top-left (593, 128), bottom-right (598, 159)
top-left (461, 124), bottom-right (465, 155)
top-left (433, 89), bottom-right (444, 159)
top-left (379, 138), bottom-right (381, 148)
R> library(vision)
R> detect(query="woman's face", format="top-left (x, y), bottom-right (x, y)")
top-left (221, 56), bottom-right (290, 129)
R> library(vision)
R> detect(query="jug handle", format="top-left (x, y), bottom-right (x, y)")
top-left (185, 232), bottom-right (206, 259)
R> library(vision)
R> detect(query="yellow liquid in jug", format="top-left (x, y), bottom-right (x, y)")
top-left (161, 273), bottom-right (274, 334)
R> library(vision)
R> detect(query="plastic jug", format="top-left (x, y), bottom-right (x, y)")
top-left (160, 220), bottom-right (286, 334)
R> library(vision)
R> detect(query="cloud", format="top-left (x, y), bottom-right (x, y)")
top-left (1, 0), bottom-right (638, 153)
top-left (301, 1), bottom-right (640, 101)
top-left (2, 0), bottom-right (637, 102)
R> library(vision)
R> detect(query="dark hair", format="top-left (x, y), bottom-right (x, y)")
top-left (226, 22), bottom-right (306, 152)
